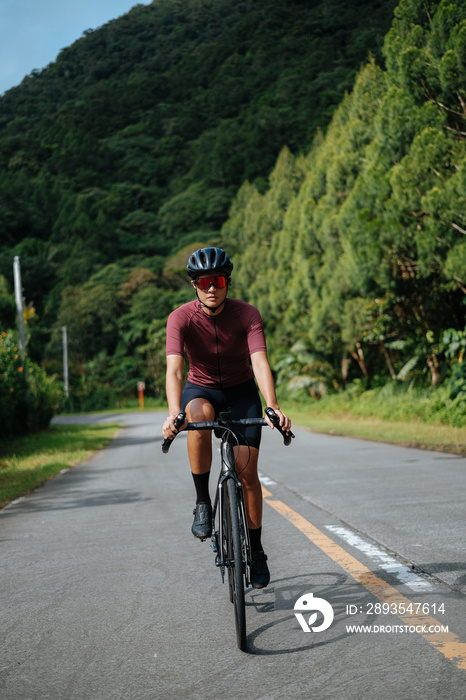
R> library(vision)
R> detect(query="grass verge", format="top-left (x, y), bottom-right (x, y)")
top-left (0, 423), bottom-right (121, 509)
top-left (282, 403), bottom-right (466, 454)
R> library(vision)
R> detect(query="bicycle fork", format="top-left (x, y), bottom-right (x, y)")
top-left (211, 479), bottom-right (226, 582)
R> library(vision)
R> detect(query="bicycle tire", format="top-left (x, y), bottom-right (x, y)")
top-left (225, 478), bottom-right (246, 651)
top-left (223, 481), bottom-right (248, 603)
top-left (222, 487), bottom-right (234, 605)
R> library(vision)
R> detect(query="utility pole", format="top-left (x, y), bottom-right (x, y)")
top-left (13, 256), bottom-right (30, 430)
top-left (13, 256), bottom-right (27, 366)
top-left (62, 326), bottom-right (69, 398)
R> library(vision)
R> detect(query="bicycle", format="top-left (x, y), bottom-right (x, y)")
top-left (161, 407), bottom-right (294, 651)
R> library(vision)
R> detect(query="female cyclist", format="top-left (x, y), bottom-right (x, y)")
top-left (162, 247), bottom-right (291, 588)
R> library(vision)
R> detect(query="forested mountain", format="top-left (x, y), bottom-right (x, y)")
top-left (1, 0), bottom-right (465, 415)
top-left (0, 0), bottom-right (397, 275)
top-left (0, 0), bottom-right (398, 407)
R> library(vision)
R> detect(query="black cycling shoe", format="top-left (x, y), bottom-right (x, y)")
top-left (191, 503), bottom-right (212, 540)
top-left (250, 550), bottom-right (270, 589)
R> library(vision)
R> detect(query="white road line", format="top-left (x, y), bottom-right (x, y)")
top-left (258, 472), bottom-right (276, 486)
top-left (325, 525), bottom-right (433, 592)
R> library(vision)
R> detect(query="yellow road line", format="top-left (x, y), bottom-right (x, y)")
top-left (262, 486), bottom-right (466, 670)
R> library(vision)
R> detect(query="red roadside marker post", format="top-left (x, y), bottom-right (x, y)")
top-left (137, 381), bottom-right (145, 409)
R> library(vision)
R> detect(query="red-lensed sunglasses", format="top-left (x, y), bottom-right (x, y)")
top-left (196, 275), bottom-right (227, 291)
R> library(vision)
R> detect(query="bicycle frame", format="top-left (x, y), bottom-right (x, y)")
top-left (212, 433), bottom-right (251, 588)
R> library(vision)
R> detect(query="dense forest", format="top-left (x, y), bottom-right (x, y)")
top-left (229, 0), bottom-right (466, 394)
top-left (1, 0), bottom-right (465, 431)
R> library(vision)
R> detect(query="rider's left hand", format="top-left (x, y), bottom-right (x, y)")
top-left (266, 408), bottom-right (292, 434)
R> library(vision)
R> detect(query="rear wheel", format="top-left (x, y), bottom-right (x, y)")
top-left (224, 478), bottom-right (246, 651)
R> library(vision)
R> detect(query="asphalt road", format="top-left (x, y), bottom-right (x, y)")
top-left (1, 412), bottom-right (465, 699)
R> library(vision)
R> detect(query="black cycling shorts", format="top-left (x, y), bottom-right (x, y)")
top-left (181, 377), bottom-right (263, 449)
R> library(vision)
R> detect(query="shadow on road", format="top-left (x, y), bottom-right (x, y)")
top-left (109, 432), bottom-right (164, 448)
top-left (242, 569), bottom-right (464, 655)
top-left (2, 487), bottom-right (152, 514)
top-left (242, 572), bottom-right (353, 655)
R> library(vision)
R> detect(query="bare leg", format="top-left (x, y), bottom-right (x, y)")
top-left (186, 399), bottom-right (215, 538)
top-left (235, 446), bottom-right (262, 529)
top-left (185, 398), bottom-right (214, 474)
top-left (236, 444), bottom-right (270, 588)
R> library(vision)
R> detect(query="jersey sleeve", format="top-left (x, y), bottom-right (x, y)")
top-left (246, 305), bottom-right (267, 355)
top-left (166, 308), bottom-right (185, 356)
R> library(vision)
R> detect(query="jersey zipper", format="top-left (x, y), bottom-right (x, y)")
top-left (213, 317), bottom-right (223, 389)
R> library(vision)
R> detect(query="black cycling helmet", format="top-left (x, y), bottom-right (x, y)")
top-left (186, 247), bottom-right (233, 279)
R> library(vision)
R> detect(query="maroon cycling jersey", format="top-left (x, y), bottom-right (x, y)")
top-left (166, 298), bottom-right (267, 388)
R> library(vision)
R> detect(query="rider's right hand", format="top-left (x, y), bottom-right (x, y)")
top-left (162, 413), bottom-right (187, 440)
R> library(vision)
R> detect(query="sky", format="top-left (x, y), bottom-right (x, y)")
top-left (0, 0), bottom-right (153, 96)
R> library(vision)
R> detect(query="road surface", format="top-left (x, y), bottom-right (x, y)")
top-left (1, 412), bottom-right (465, 699)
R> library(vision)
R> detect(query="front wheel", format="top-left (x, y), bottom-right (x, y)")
top-left (224, 478), bottom-right (246, 651)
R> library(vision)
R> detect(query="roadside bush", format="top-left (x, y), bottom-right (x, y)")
top-left (448, 362), bottom-right (466, 400)
top-left (0, 330), bottom-right (61, 438)
top-left (64, 376), bottom-right (116, 413)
